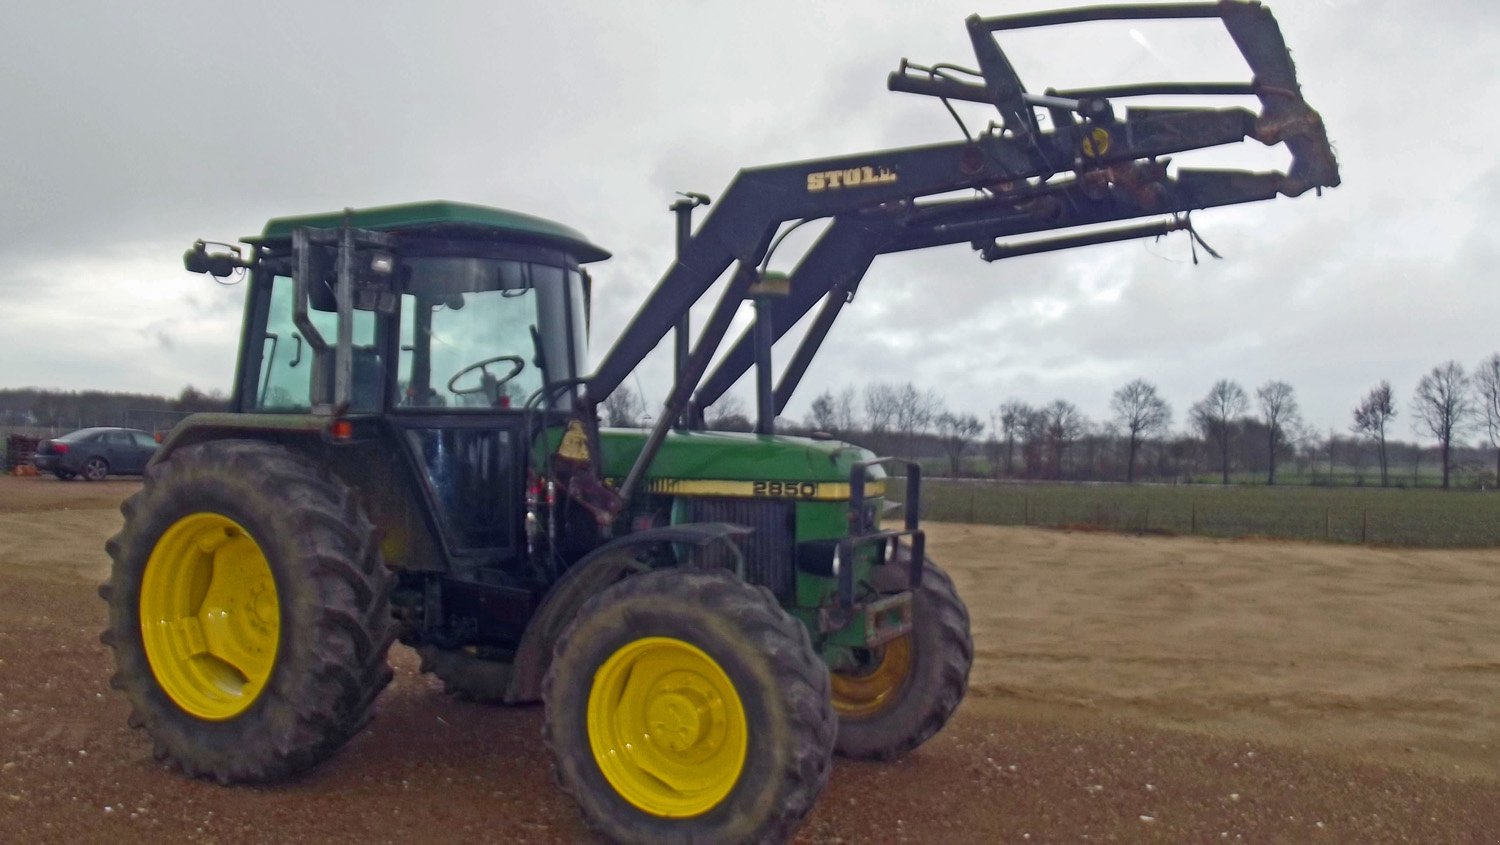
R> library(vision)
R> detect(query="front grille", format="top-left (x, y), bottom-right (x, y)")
top-left (686, 498), bottom-right (796, 598)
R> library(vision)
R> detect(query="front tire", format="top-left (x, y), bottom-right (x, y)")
top-left (831, 556), bottom-right (972, 761)
top-left (99, 439), bottom-right (395, 783)
top-left (544, 570), bottom-right (835, 845)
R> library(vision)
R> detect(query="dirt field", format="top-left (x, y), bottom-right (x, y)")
top-left (2, 476), bottom-right (1498, 842)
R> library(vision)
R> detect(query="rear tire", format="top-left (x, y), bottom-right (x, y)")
top-left (544, 569), bottom-right (835, 845)
top-left (83, 457), bottom-right (108, 481)
top-left (54, 470), bottom-right (76, 481)
top-left (99, 439), bottom-right (395, 783)
top-left (831, 556), bottom-right (972, 761)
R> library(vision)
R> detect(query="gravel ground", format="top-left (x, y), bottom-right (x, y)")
top-left (1, 476), bottom-right (1496, 843)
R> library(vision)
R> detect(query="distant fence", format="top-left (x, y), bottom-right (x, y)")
top-left (886, 477), bottom-right (1500, 548)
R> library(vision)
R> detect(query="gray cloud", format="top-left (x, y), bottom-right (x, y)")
top-left (1, 0), bottom-right (1495, 443)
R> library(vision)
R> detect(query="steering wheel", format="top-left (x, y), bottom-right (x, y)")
top-left (447, 355), bottom-right (525, 405)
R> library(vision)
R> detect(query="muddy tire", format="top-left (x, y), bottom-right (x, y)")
top-left (99, 439), bottom-right (395, 783)
top-left (544, 569), bottom-right (835, 845)
top-left (831, 555), bottom-right (972, 761)
top-left (416, 645), bottom-right (511, 704)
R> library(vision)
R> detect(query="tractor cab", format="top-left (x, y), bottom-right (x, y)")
top-left (230, 201), bottom-right (608, 415)
top-left (198, 201), bottom-right (610, 564)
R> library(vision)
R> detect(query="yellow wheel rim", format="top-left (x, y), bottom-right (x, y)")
top-left (831, 634), bottom-right (913, 719)
top-left (587, 637), bottom-right (747, 818)
top-left (139, 513), bottom-right (279, 721)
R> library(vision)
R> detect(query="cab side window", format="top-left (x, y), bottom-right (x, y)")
top-left (250, 276), bottom-right (375, 411)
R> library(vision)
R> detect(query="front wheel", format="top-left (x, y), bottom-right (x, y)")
top-left (99, 440), bottom-right (395, 783)
top-left (830, 556), bottom-right (972, 761)
top-left (544, 570), bottom-right (835, 845)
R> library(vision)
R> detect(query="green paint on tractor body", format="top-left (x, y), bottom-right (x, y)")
top-left (594, 427), bottom-right (879, 486)
top-left (539, 425), bottom-right (888, 616)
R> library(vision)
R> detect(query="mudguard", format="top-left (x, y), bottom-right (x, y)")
top-left (504, 522), bottom-right (751, 703)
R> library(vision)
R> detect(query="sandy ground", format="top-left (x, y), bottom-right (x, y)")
top-left (1, 475), bottom-right (1498, 842)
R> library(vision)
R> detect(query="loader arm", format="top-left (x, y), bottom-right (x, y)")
top-left (693, 157), bottom-right (1299, 414)
top-left (568, 0), bottom-right (1338, 520)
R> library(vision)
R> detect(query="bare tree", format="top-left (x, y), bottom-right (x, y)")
top-left (174, 385), bottom-right (229, 413)
top-left (601, 384), bottom-right (645, 427)
top-left (834, 387), bottom-right (858, 435)
top-left (934, 411), bottom-right (985, 477)
top-left (997, 399), bottom-right (1028, 477)
top-left (1351, 380), bottom-right (1397, 487)
top-left (1256, 380), bottom-right (1302, 485)
top-left (1110, 379), bottom-right (1171, 482)
top-left (1190, 379), bottom-right (1248, 485)
top-left (1019, 405), bottom-right (1049, 479)
top-left (893, 382), bottom-right (941, 459)
top-left (1043, 400), bottom-right (1085, 479)
top-left (1412, 361), bottom-right (1474, 489)
top-left (806, 390), bottom-right (838, 432)
top-left (982, 416), bottom-right (1003, 479)
top-left (706, 395), bottom-right (752, 431)
top-left (1474, 354), bottom-right (1500, 485)
top-left (863, 382), bottom-right (898, 447)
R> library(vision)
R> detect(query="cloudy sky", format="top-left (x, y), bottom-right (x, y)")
top-left (2, 0), bottom-right (1495, 442)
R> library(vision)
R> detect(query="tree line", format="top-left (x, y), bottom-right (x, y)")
top-left (603, 355), bottom-right (1500, 490)
top-left (11, 356), bottom-right (1500, 491)
top-left (0, 386), bottom-right (229, 433)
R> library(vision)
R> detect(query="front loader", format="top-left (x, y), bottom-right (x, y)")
top-left (100, 4), bottom-right (1338, 842)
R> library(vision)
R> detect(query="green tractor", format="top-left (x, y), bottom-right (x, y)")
top-left (100, 5), bottom-right (1337, 842)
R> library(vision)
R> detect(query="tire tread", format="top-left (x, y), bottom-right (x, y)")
top-left (99, 439), bottom-right (394, 783)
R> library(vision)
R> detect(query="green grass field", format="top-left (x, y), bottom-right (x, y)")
top-left (890, 479), bottom-right (1500, 548)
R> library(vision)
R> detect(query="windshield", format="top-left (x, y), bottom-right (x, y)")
top-left (397, 257), bottom-right (587, 410)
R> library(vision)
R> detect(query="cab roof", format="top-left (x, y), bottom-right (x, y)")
top-left (249, 200), bottom-right (611, 263)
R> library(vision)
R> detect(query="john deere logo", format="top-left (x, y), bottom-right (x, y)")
top-left (807, 165), bottom-right (899, 192)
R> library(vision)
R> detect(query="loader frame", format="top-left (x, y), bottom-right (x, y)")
top-left (569, 0), bottom-right (1338, 519)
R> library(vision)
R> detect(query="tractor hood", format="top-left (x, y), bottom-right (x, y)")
top-left (593, 429), bottom-right (883, 497)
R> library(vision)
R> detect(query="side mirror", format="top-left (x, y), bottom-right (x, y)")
top-left (183, 240), bottom-right (253, 278)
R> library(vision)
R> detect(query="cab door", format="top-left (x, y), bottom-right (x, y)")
top-left (389, 254), bottom-right (585, 569)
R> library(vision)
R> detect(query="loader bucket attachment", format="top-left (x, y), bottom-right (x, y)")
top-left (888, 0), bottom-right (1339, 196)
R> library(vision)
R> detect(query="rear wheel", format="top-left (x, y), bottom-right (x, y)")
top-left (830, 556), bottom-right (972, 761)
top-left (99, 439), bottom-right (395, 782)
top-left (54, 470), bottom-right (76, 481)
top-left (544, 570), bottom-right (835, 845)
top-left (83, 457), bottom-right (108, 481)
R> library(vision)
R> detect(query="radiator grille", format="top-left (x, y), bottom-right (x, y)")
top-left (686, 498), bottom-right (796, 597)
